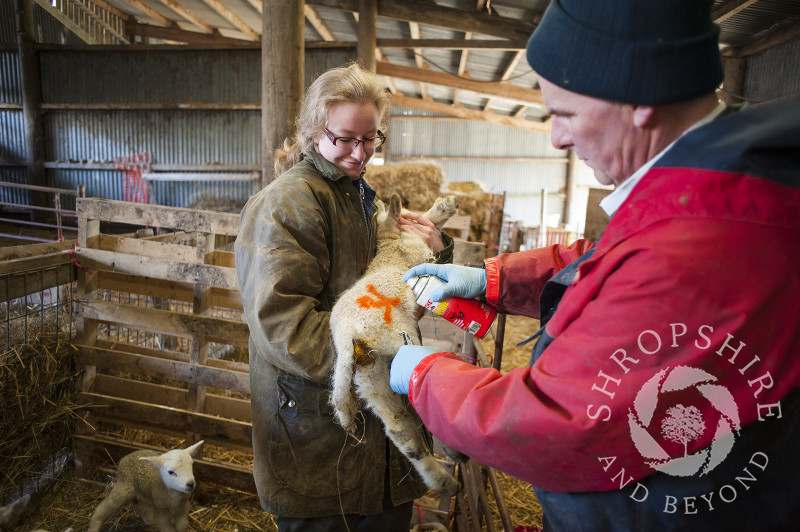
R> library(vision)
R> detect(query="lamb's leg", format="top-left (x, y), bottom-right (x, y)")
top-left (355, 361), bottom-right (461, 496)
top-left (150, 510), bottom-right (179, 532)
top-left (173, 499), bottom-right (190, 532)
top-left (330, 336), bottom-right (361, 432)
top-left (423, 196), bottom-right (459, 228)
top-left (87, 482), bottom-right (135, 532)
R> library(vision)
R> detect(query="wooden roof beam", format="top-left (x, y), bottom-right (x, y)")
top-left (125, 21), bottom-right (254, 45)
top-left (306, 38), bottom-right (525, 49)
top-left (305, 6), bottom-right (336, 41)
top-left (198, 0), bottom-right (260, 41)
top-left (155, 0), bottom-right (215, 34)
top-left (391, 94), bottom-right (549, 133)
top-left (713, 0), bottom-right (761, 24)
top-left (408, 21), bottom-right (428, 99)
top-left (453, 30), bottom-right (472, 105)
top-left (377, 61), bottom-right (544, 107)
top-left (119, 0), bottom-right (174, 28)
top-left (306, 0), bottom-right (535, 42)
top-left (243, 0), bottom-right (263, 15)
top-left (483, 49), bottom-right (525, 111)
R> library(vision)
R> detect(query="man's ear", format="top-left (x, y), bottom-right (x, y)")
top-left (632, 105), bottom-right (655, 128)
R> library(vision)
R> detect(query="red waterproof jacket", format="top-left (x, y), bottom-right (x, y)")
top-left (407, 98), bottom-right (800, 528)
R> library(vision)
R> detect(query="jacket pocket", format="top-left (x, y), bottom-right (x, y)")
top-left (270, 373), bottom-right (366, 497)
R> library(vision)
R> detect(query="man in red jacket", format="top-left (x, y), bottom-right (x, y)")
top-left (390, 0), bottom-right (800, 529)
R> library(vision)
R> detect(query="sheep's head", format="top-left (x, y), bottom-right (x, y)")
top-left (139, 440), bottom-right (204, 494)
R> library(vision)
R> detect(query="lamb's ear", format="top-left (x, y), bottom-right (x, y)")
top-left (139, 455), bottom-right (164, 469)
top-left (184, 440), bottom-right (204, 458)
top-left (389, 193), bottom-right (403, 219)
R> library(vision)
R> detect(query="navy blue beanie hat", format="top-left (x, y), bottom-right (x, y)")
top-left (527, 0), bottom-right (723, 105)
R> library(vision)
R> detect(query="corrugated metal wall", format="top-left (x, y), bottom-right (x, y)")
top-left (1, 24), bottom-right (354, 210)
top-left (744, 37), bottom-right (800, 104)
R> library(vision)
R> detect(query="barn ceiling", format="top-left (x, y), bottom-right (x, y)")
top-left (37, 0), bottom-right (800, 132)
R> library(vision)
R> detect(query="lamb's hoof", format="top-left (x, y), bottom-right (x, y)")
top-left (432, 196), bottom-right (459, 220)
top-left (436, 475), bottom-right (462, 497)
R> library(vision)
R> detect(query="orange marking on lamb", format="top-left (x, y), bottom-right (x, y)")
top-left (356, 284), bottom-right (401, 324)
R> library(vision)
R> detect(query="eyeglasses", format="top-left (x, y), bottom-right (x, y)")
top-left (323, 128), bottom-right (386, 149)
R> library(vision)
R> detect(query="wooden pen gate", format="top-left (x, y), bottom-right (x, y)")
top-left (72, 197), bottom-right (255, 491)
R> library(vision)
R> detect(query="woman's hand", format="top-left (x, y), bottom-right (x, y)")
top-left (395, 212), bottom-right (445, 252)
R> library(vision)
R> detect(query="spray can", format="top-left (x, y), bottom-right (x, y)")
top-left (407, 274), bottom-right (497, 338)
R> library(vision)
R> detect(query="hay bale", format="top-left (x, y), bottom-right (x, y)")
top-left (364, 162), bottom-right (444, 210)
top-left (365, 162), bottom-right (502, 248)
top-left (443, 182), bottom-right (501, 245)
top-left (444, 181), bottom-right (488, 195)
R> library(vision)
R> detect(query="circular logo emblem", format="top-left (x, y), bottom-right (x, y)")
top-left (628, 365), bottom-right (741, 477)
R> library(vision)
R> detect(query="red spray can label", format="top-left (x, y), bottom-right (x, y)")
top-left (407, 274), bottom-right (497, 338)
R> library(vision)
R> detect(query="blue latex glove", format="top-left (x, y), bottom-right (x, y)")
top-left (390, 345), bottom-right (438, 394)
top-left (402, 264), bottom-right (487, 301)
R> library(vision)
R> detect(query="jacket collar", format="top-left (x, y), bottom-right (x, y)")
top-left (303, 149), bottom-right (351, 182)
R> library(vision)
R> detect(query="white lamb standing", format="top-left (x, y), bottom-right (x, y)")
top-left (87, 440), bottom-right (203, 532)
top-left (330, 193), bottom-right (462, 496)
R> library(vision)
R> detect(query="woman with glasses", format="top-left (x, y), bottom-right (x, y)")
top-left (235, 62), bottom-right (452, 531)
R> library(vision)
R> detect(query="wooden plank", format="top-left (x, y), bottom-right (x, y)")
top-left (120, 0), bottom-right (173, 27)
top-left (306, 0), bottom-right (535, 42)
top-left (94, 339), bottom-right (249, 373)
top-left (96, 234), bottom-right (199, 263)
top-left (76, 247), bottom-right (238, 289)
top-left (207, 250), bottom-right (235, 268)
top-left (74, 298), bottom-right (250, 344)
top-left (198, 0), bottom-right (260, 41)
top-left (0, 250), bottom-right (72, 276)
top-left (390, 94), bottom-right (549, 133)
top-left (0, 239), bottom-right (74, 261)
top-left (74, 344), bottom-right (250, 394)
top-left (76, 198), bottom-right (240, 236)
top-left (73, 433), bottom-right (257, 492)
top-left (209, 286), bottom-right (243, 311)
top-left (125, 21), bottom-right (253, 45)
top-left (93, 374), bottom-right (252, 422)
top-left (95, 373), bottom-right (188, 410)
top-left (381, 62), bottom-right (543, 107)
top-left (442, 215), bottom-right (470, 240)
top-left (0, 262), bottom-right (73, 302)
top-left (155, 0), bottom-right (215, 33)
top-left (78, 392), bottom-right (252, 447)
top-left (97, 270), bottom-right (195, 302)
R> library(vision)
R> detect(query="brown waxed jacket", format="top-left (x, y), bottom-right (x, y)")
top-left (235, 151), bottom-right (450, 517)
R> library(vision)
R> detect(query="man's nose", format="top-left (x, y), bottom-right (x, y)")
top-left (550, 124), bottom-right (567, 150)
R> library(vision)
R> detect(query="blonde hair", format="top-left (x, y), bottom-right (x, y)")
top-left (273, 62), bottom-right (392, 175)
